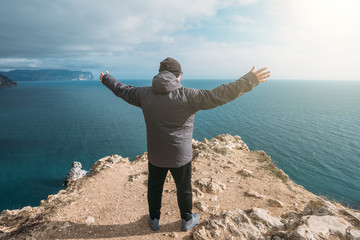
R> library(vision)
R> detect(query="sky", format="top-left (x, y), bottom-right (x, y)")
top-left (0, 0), bottom-right (359, 80)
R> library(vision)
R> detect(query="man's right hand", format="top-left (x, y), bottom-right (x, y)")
top-left (251, 66), bottom-right (270, 84)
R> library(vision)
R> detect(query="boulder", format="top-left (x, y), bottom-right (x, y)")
top-left (302, 198), bottom-right (338, 216)
top-left (64, 161), bottom-right (85, 185)
top-left (291, 215), bottom-right (353, 239)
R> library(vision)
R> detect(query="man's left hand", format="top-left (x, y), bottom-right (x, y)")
top-left (251, 66), bottom-right (270, 84)
top-left (99, 70), bottom-right (109, 83)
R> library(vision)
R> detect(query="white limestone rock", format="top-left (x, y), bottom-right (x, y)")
top-left (193, 226), bottom-right (209, 240)
top-left (85, 216), bottom-right (94, 224)
top-left (208, 205), bottom-right (220, 212)
top-left (193, 187), bottom-right (204, 198)
top-left (225, 209), bottom-right (262, 239)
top-left (267, 198), bottom-right (284, 208)
top-left (225, 209), bottom-right (261, 239)
top-left (247, 208), bottom-right (283, 229)
top-left (192, 202), bottom-right (360, 240)
top-left (195, 201), bottom-right (208, 212)
top-left (65, 161), bottom-right (85, 185)
top-left (244, 190), bottom-right (265, 199)
top-left (347, 228), bottom-right (360, 239)
top-left (237, 169), bottom-right (253, 177)
top-left (302, 199), bottom-right (338, 216)
top-left (211, 196), bottom-right (218, 202)
top-left (192, 134), bottom-right (250, 161)
top-left (291, 215), bottom-right (353, 239)
top-left (340, 208), bottom-right (360, 227)
top-left (195, 178), bottom-right (226, 194)
top-left (225, 209), bottom-right (251, 225)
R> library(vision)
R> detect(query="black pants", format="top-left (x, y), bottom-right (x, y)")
top-left (148, 161), bottom-right (193, 221)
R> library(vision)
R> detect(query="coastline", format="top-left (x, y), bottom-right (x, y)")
top-left (1, 134), bottom-right (359, 239)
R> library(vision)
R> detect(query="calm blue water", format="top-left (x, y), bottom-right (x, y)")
top-left (0, 79), bottom-right (359, 211)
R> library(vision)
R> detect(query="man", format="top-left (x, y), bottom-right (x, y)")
top-left (100, 57), bottom-right (270, 232)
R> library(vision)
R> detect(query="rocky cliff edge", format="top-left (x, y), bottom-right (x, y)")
top-left (1, 134), bottom-right (359, 240)
top-left (0, 74), bottom-right (17, 88)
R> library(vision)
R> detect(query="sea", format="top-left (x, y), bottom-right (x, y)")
top-left (0, 79), bottom-right (359, 212)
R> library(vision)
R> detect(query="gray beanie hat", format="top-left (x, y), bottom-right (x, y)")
top-left (159, 57), bottom-right (182, 77)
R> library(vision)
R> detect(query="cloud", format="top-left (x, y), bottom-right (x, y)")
top-left (232, 15), bottom-right (256, 24)
top-left (1, 0), bottom-right (359, 80)
top-left (0, 0), bottom-right (230, 57)
top-left (0, 0), bottom-right (259, 75)
top-left (0, 58), bottom-right (41, 71)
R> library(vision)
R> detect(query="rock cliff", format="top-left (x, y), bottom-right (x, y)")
top-left (0, 134), bottom-right (359, 240)
top-left (0, 74), bottom-right (17, 88)
top-left (1, 69), bottom-right (95, 81)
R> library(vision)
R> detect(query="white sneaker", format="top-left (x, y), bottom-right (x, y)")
top-left (181, 213), bottom-right (199, 231)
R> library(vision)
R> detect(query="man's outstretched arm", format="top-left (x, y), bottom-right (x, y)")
top-left (99, 70), bottom-right (141, 107)
top-left (188, 66), bottom-right (270, 111)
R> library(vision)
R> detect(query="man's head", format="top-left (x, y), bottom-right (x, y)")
top-left (159, 57), bottom-right (182, 79)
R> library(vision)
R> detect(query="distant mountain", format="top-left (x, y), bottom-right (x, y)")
top-left (1, 69), bottom-right (95, 81)
top-left (0, 73), bottom-right (17, 88)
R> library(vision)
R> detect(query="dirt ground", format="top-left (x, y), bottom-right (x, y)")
top-left (1, 135), bottom-right (318, 240)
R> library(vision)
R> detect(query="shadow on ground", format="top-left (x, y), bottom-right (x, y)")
top-left (3, 215), bottom-right (194, 239)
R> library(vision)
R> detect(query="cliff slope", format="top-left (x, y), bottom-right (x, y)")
top-left (1, 134), bottom-right (359, 240)
top-left (0, 74), bottom-right (17, 88)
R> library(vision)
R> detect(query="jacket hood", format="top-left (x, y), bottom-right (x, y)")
top-left (152, 71), bottom-right (182, 94)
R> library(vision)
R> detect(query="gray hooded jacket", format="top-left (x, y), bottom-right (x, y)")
top-left (102, 70), bottom-right (258, 168)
